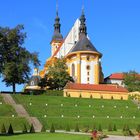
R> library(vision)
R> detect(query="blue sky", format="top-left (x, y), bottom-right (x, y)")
top-left (0, 0), bottom-right (140, 92)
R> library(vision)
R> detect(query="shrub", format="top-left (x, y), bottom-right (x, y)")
top-left (66, 124), bottom-right (70, 132)
top-left (7, 124), bottom-right (14, 135)
top-left (50, 123), bottom-right (55, 133)
top-left (79, 94), bottom-right (82, 98)
top-left (22, 123), bottom-right (27, 133)
top-left (123, 124), bottom-right (133, 136)
top-left (41, 125), bottom-right (46, 132)
top-left (108, 124), bottom-right (112, 131)
top-left (136, 124), bottom-right (140, 132)
top-left (1, 124), bottom-right (6, 134)
top-left (113, 124), bottom-right (117, 131)
top-left (75, 124), bottom-right (80, 132)
top-left (43, 90), bottom-right (63, 96)
top-left (90, 95), bottom-right (93, 99)
top-left (98, 124), bottom-right (102, 132)
top-left (92, 124), bottom-right (96, 131)
top-left (83, 125), bottom-right (89, 133)
top-left (30, 124), bottom-right (35, 133)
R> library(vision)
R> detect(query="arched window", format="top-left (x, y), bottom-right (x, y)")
top-left (72, 63), bottom-right (75, 78)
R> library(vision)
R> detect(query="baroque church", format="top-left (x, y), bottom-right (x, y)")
top-left (26, 8), bottom-right (129, 100)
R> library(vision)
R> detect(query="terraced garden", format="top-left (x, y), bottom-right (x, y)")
top-left (13, 94), bottom-right (140, 131)
top-left (0, 95), bottom-right (29, 131)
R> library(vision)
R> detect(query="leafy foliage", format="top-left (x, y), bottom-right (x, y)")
top-left (123, 71), bottom-right (140, 92)
top-left (0, 25), bottom-right (40, 93)
top-left (38, 58), bottom-right (73, 90)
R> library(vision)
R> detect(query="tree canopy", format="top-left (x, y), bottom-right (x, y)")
top-left (123, 71), bottom-right (140, 92)
top-left (0, 25), bottom-right (40, 93)
top-left (38, 58), bottom-right (73, 90)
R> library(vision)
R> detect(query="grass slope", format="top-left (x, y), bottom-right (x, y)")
top-left (13, 95), bottom-right (140, 130)
top-left (0, 95), bottom-right (29, 131)
top-left (0, 133), bottom-right (89, 140)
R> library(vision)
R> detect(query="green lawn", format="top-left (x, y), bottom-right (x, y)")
top-left (0, 133), bottom-right (89, 140)
top-left (0, 95), bottom-right (17, 117)
top-left (12, 95), bottom-right (140, 130)
top-left (0, 95), bottom-right (29, 131)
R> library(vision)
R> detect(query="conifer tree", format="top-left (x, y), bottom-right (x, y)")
top-left (30, 124), bottom-right (35, 133)
top-left (50, 123), bottom-right (55, 133)
top-left (41, 125), bottom-right (46, 132)
top-left (7, 124), bottom-right (14, 135)
top-left (136, 124), bottom-right (140, 133)
top-left (1, 124), bottom-right (6, 134)
top-left (98, 124), bottom-right (102, 132)
top-left (66, 124), bottom-right (70, 132)
top-left (108, 124), bottom-right (112, 131)
top-left (22, 123), bottom-right (27, 133)
top-left (113, 124), bottom-right (117, 131)
top-left (75, 123), bottom-right (80, 132)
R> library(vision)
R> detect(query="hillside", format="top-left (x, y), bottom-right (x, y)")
top-left (0, 94), bottom-right (29, 131)
top-left (13, 94), bottom-right (140, 130)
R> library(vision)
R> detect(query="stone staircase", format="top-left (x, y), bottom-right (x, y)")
top-left (1, 94), bottom-right (42, 132)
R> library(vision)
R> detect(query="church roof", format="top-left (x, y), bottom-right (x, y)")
top-left (70, 35), bottom-right (100, 54)
top-left (52, 31), bottom-right (63, 41)
top-left (64, 83), bottom-right (128, 93)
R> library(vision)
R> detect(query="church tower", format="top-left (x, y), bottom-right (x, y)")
top-left (66, 9), bottom-right (103, 84)
top-left (51, 7), bottom-right (63, 56)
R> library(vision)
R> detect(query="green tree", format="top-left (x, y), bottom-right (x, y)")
top-left (22, 123), bottom-right (27, 133)
top-left (0, 25), bottom-right (40, 93)
top-left (75, 123), bottom-right (80, 132)
top-left (7, 124), bottom-right (14, 135)
top-left (50, 123), bottom-right (55, 133)
top-left (40, 58), bottom-right (73, 90)
top-left (1, 124), bottom-right (6, 134)
top-left (123, 71), bottom-right (140, 92)
top-left (30, 124), bottom-right (35, 133)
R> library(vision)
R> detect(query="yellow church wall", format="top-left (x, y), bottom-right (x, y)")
top-left (64, 89), bottom-right (128, 100)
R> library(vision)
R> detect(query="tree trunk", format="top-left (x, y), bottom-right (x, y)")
top-left (12, 83), bottom-right (16, 94)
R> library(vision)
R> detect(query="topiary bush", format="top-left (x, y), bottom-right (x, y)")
top-left (98, 124), bottom-right (102, 132)
top-left (136, 124), bottom-right (140, 132)
top-left (1, 124), bottom-right (6, 134)
top-left (66, 124), bottom-right (70, 132)
top-left (50, 123), bottom-right (55, 133)
top-left (30, 124), bottom-right (35, 133)
top-left (41, 125), bottom-right (46, 132)
top-left (113, 124), bottom-right (117, 131)
top-left (7, 124), bottom-right (14, 135)
top-left (108, 124), bottom-right (112, 131)
top-left (75, 123), bottom-right (80, 132)
top-left (22, 123), bottom-right (27, 133)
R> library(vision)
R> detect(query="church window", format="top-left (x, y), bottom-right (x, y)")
top-left (87, 56), bottom-right (90, 61)
top-left (87, 72), bottom-right (89, 75)
top-left (31, 81), bottom-right (34, 86)
top-left (121, 96), bottom-right (123, 100)
top-left (87, 77), bottom-right (90, 81)
top-left (72, 64), bottom-right (75, 78)
top-left (86, 65), bottom-right (90, 70)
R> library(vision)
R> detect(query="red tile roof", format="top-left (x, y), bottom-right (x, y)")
top-left (65, 83), bottom-right (128, 93)
top-left (108, 73), bottom-right (125, 80)
top-left (106, 73), bottom-right (140, 80)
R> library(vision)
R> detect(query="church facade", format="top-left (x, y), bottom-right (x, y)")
top-left (40, 10), bottom-right (104, 85)
top-left (26, 9), bottom-right (128, 100)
